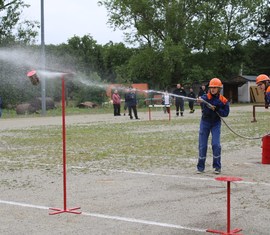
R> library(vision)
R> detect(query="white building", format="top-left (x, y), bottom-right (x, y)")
top-left (238, 75), bottom-right (256, 103)
top-left (224, 75), bottom-right (264, 103)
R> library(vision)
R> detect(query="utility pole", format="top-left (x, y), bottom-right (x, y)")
top-left (41, 0), bottom-right (46, 115)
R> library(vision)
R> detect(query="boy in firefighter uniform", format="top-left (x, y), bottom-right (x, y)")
top-left (196, 78), bottom-right (230, 174)
top-left (256, 74), bottom-right (270, 107)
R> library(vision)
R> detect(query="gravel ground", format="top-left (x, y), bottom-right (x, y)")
top-left (0, 105), bottom-right (269, 235)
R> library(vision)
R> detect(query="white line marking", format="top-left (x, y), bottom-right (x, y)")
top-left (0, 199), bottom-right (49, 210)
top-left (1, 158), bottom-right (269, 187)
top-left (71, 167), bottom-right (270, 187)
top-left (0, 199), bottom-right (205, 233)
top-left (111, 169), bottom-right (215, 181)
top-left (82, 212), bottom-right (206, 232)
top-left (108, 169), bottom-right (270, 187)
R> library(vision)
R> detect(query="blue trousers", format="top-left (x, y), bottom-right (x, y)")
top-left (197, 119), bottom-right (221, 171)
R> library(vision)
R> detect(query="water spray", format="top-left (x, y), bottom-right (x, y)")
top-left (141, 89), bottom-right (215, 109)
top-left (139, 89), bottom-right (269, 140)
top-left (25, 70), bottom-right (269, 140)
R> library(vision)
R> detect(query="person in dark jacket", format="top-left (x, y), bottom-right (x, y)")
top-left (198, 85), bottom-right (207, 112)
top-left (126, 88), bottom-right (140, 120)
top-left (187, 87), bottom-right (196, 113)
top-left (196, 78), bottom-right (230, 174)
top-left (173, 83), bottom-right (186, 116)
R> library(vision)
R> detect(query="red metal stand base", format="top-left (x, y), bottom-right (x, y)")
top-left (49, 207), bottom-right (81, 215)
top-left (207, 228), bottom-right (243, 235)
top-left (207, 176), bottom-right (243, 235)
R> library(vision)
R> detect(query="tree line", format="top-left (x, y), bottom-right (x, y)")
top-left (0, 0), bottom-right (270, 108)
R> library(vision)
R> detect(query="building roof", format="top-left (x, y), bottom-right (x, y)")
top-left (241, 75), bottom-right (256, 81)
top-left (223, 75), bottom-right (256, 86)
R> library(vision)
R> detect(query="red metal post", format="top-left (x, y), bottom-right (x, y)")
top-left (227, 181), bottom-right (231, 233)
top-left (49, 75), bottom-right (81, 215)
top-left (62, 76), bottom-right (67, 211)
top-left (251, 105), bottom-right (257, 122)
top-left (207, 176), bottom-right (243, 235)
top-left (251, 104), bottom-right (266, 123)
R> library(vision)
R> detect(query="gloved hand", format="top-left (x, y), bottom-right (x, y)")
top-left (212, 99), bottom-right (224, 111)
top-left (207, 104), bottom-right (216, 111)
top-left (206, 103), bottom-right (216, 111)
top-left (196, 98), bottom-right (203, 104)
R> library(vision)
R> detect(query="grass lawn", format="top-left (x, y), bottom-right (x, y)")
top-left (0, 104), bottom-right (268, 173)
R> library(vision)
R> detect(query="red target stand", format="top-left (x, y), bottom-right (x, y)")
top-left (148, 104), bottom-right (171, 121)
top-left (27, 71), bottom-right (81, 215)
top-left (49, 75), bottom-right (81, 215)
top-left (207, 176), bottom-right (243, 235)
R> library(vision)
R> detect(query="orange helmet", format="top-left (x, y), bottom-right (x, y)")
top-left (208, 78), bottom-right (223, 88)
top-left (256, 74), bottom-right (270, 84)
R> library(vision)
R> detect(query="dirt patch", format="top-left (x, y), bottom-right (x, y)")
top-left (0, 105), bottom-right (269, 235)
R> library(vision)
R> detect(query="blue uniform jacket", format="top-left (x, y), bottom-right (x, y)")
top-left (201, 93), bottom-right (230, 123)
top-left (126, 93), bottom-right (137, 106)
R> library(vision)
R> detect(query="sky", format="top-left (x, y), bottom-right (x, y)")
top-left (22, 0), bottom-right (125, 45)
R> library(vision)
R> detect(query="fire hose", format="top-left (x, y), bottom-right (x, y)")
top-left (150, 90), bottom-right (268, 140)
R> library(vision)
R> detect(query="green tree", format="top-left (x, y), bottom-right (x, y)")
top-left (101, 41), bottom-right (134, 83)
top-left (188, 0), bottom-right (265, 52)
top-left (99, 0), bottom-right (264, 50)
top-left (0, 0), bottom-right (39, 45)
top-left (0, 1), bottom-right (40, 109)
top-left (126, 47), bottom-right (164, 87)
top-left (66, 35), bottom-right (102, 74)
top-left (258, 5), bottom-right (270, 44)
top-left (98, 0), bottom-right (265, 84)
top-left (242, 40), bottom-right (270, 75)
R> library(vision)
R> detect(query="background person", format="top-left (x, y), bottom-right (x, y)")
top-left (187, 87), bottom-right (196, 113)
top-left (162, 90), bottom-right (171, 114)
top-left (173, 83), bottom-right (186, 116)
top-left (126, 88), bottom-right (140, 120)
top-left (196, 78), bottom-right (230, 174)
top-left (256, 74), bottom-right (270, 108)
top-left (112, 89), bottom-right (121, 116)
top-left (198, 84), bottom-right (207, 112)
